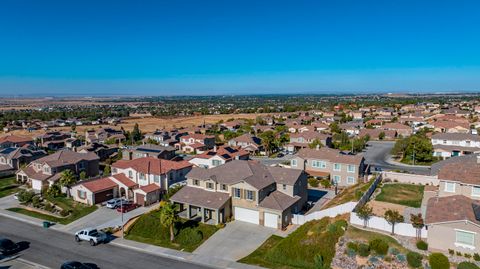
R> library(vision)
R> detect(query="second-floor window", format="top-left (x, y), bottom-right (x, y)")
top-left (128, 171), bottom-right (133, 179)
top-left (206, 182), bottom-right (214, 189)
top-left (283, 184), bottom-right (287, 190)
top-left (193, 179), bottom-right (200, 186)
top-left (333, 175), bottom-right (341, 184)
top-left (139, 173), bottom-right (145, 180)
top-left (347, 165), bottom-right (355, 173)
top-left (312, 160), bottom-right (326, 168)
top-left (333, 163), bottom-right (341, 171)
top-left (212, 160), bottom-right (221, 167)
top-left (347, 176), bottom-right (355, 185)
top-left (444, 182), bottom-right (456, 193)
top-left (221, 184), bottom-right (227, 191)
top-left (233, 188), bottom-right (241, 199)
top-left (291, 159), bottom-right (297, 167)
top-left (246, 190), bottom-right (254, 201)
top-left (154, 175), bottom-right (160, 183)
top-left (472, 186), bottom-right (480, 197)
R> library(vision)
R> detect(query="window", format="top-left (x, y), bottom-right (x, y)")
top-left (234, 188), bottom-right (241, 199)
top-left (207, 182), bottom-right (214, 189)
top-left (193, 179), bottom-right (200, 186)
top-left (312, 160), bottom-right (326, 168)
top-left (291, 159), bottom-right (297, 167)
top-left (139, 173), bottom-right (145, 180)
top-left (212, 159), bottom-right (222, 167)
top-left (221, 184), bottom-right (227, 191)
top-left (456, 230), bottom-right (475, 247)
top-left (347, 176), bottom-right (355, 185)
top-left (112, 168), bottom-right (117, 174)
top-left (333, 163), bottom-right (341, 171)
top-left (128, 170), bottom-right (133, 179)
top-left (444, 182), bottom-right (456, 193)
top-left (283, 184), bottom-right (287, 190)
top-left (347, 165), bottom-right (355, 173)
top-left (333, 175), bottom-right (341, 184)
top-left (153, 175), bottom-right (160, 183)
top-left (472, 186), bottom-right (480, 197)
top-left (246, 190), bottom-right (254, 201)
top-left (77, 190), bottom-right (86, 199)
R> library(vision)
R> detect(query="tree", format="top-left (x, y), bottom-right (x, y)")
top-left (259, 130), bottom-right (276, 155)
top-left (131, 123), bottom-right (143, 143)
top-left (378, 131), bottom-right (385, 140)
top-left (384, 209), bottom-right (404, 235)
top-left (79, 170), bottom-right (87, 180)
top-left (103, 165), bottom-right (111, 176)
top-left (410, 213), bottom-right (425, 240)
top-left (59, 169), bottom-right (77, 187)
top-left (329, 122), bottom-right (341, 134)
top-left (160, 203), bottom-right (178, 242)
top-left (46, 184), bottom-right (61, 198)
top-left (308, 139), bottom-right (323, 149)
top-left (357, 204), bottom-right (374, 228)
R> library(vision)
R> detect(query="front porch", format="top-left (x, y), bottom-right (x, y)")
top-left (175, 203), bottom-right (224, 225)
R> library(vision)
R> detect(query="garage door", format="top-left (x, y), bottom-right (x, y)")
top-left (234, 207), bottom-right (259, 225)
top-left (94, 189), bottom-right (114, 204)
top-left (264, 212), bottom-right (279, 228)
top-left (136, 193), bottom-right (145, 206)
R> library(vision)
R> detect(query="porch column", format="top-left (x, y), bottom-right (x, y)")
top-left (201, 207), bottom-right (205, 223)
top-left (186, 204), bottom-right (191, 218)
top-left (215, 210), bottom-right (220, 225)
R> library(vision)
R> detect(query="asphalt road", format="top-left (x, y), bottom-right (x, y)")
top-left (364, 141), bottom-right (431, 175)
top-left (0, 217), bottom-right (212, 269)
top-left (251, 155), bottom-right (293, 166)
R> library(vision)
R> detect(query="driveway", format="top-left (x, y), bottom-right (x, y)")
top-left (193, 221), bottom-right (275, 261)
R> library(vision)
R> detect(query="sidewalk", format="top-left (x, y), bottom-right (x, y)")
top-left (385, 156), bottom-right (431, 168)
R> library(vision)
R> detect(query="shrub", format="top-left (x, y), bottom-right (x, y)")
top-left (345, 248), bottom-right (356, 257)
top-left (308, 178), bottom-right (319, 188)
top-left (17, 190), bottom-right (35, 204)
top-left (429, 253), bottom-right (449, 269)
top-left (384, 255), bottom-right (392, 262)
top-left (458, 261), bottom-right (480, 269)
top-left (389, 247), bottom-right (400, 255)
top-left (32, 196), bottom-right (41, 208)
top-left (347, 241), bottom-right (358, 251)
top-left (416, 240), bottom-right (428, 250)
top-left (474, 253), bottom-right (480, 261)
top-left (457, 251), bottom-right (463, 256)
top-left (59, 209), bottom-right (70, 217)
top-left (369, 238), bottom-right (389, 255)
top-left (176, 227), bottom-right (203, 245)
top-left (465, 253), bottom-right (472, 259)
top-left (448, 249), bottom-right (455, 255)
top-left (44, 203), bottom-right (53, 212)
top-left (216, 223), bottom-right (225, 229)
top-left (358, 243), bottom-right (370, 257)
top-left (320, 179), bottom-right (331, 188)
top-left (407, 251), bottom-right (423, 268)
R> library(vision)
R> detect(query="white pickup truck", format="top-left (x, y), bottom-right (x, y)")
top-left (75, 228), bottom-right (107, 246)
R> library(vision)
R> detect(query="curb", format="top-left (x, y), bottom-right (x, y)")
top-left (16, 258), bottom-right (52, 269)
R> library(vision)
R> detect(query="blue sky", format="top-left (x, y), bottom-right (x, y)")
top-left (0, 0), bottom-right (479, 96)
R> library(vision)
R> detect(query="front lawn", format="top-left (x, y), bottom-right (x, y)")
top-left (125, 210), bottom-right (219, 252)
top-left (239, 217), bottom-right (348, 269)
top-left (0, 176), bottom-right (20, 198)
top-left (8, 196), bottom-right (97, 224)
top-left (345, 225), bottom-right (408, 254)
top-left (323, 179), bottom-right (374, 209)
top-left (375, 183), bottom-right (424, 208)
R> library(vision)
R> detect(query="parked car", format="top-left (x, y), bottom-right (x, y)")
top-left (105, 198), bottom-right (126, 209)
top-left (61, 261), bottom-right (99, 269)
top-left (116, 202), bottom-right (138, 213)
top-left (74, 228), bottom-right (107, 246)
top-left (0, 238), bottom-right (20, 255)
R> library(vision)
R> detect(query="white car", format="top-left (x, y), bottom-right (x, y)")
top-left (105, 198), bottom-right (126, 209)
top-left (75, 228), bottom-right (107, 246)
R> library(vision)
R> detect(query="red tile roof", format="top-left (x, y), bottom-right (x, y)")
top-left (112, 157), bottom-right (192, 175)
top-left (82, 177), bottom-right (117, 193)
top-left (0, 135), bottom-right (32, 144)
top-left (140, 183), bottom-right (160, 193)
top-left (111, 174), bottom-right (137, 188)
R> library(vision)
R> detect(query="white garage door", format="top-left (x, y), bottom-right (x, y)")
top-left (234, 207), bottom-right (259, 225)
top-left (264, 212), bottom-right (279, 228)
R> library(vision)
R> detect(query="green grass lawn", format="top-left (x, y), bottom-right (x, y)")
top-left (239, 217), bottom-right (347, 269)
top-left (0, 176), bottom-right (20, 198)
top-left (125, 210), bottom-right (219, 252)
top-left (8, 196), bottom-right (97, 225)
top-left (323, 179), bottom-right (374, 209)
top-left (375, 183), bottom-right (424, 208)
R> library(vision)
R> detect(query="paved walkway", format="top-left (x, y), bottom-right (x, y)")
top-left (194, 221), bottom-right (275, 262)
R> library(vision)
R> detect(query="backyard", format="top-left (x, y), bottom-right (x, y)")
top-left (375, 183), bottom-right (424, 208)
top-left (0, 176), bottom-right (20, 198)
top-left (239, 216), bottom-right (348, 269)
top-left (323, 178), bottom-right (374, 209)
top-left (125, 210), bottom-right (219, 252)
top-left (8, 195), bottom-right (97, 225)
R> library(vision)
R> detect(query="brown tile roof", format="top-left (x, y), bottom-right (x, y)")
top-left (113, 157), bottom-right (192, 175)
top-left (358, 129), bottom-right (396, 139)
top-left (139, 183), bottom-right (160, 193)
top-left (259, 190), bottom-right (301, 211)
top-left (437, 157), bottom-right (480, 185)
top-left (82, 177), bottom-right (117, 193)
top-left (0, 135), bottom-right (32, 144)
top-left (305, 170), bottom-right (329, 177)
top-left (35, 150), bottom-right (99, 167)
top-left (111, 174), bottom-right (137, 188)
top-left (170, 186), bottom-right (230, 209)
top-left (230, 134), bottom-right (262, 146)
top-left (426, 195), bottom-right (480, 224)
top-left (382, 123), bottom-right (411, 130)
top-left (290, 131), bottom-right (330, 141)
top-left (193, 146), bottom-right (249, 161)
top-left (296, 147), bottom-right (364, 165)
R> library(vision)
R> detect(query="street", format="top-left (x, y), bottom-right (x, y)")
top-left (364, 141), bottom-right (431, 175)
top-left (0, 217), bottom-right (212, 269)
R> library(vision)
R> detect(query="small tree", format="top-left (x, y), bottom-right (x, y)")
top-left (378, 131), bottom-right (386, 140)
top-left (46, 184), bottom-right (61, 198)
top-left (79, 170), bottom-right (87, 180)
top-left (410, 213), bottom-right (425, 240)
top-left (59, 169), bottom-right (77, 196)
top-left (357, 204), bottom-right (374, 228)
top-left (384, 209), bottom-right (404, 235)
top-left (103, 165), bottom-right (111, 176)
top-left (160, 203), bottom-right (178, 242)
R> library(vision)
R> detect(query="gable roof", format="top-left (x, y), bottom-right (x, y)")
top-left (296, 147), bottom-right (364, 165)
top-left (0, 135), bottom-right (33, 144)
top-left (426, 195), bottom-right (480, 225)
top-left (258, 190), bottom-right (301, 211)
top-left (432, 133), bottom-right (480, 142)
top-left (112, 157), bottom-right (192, 175)
top-left (34, 150), bottom-right (99, 167)
top-left (192, 146), bottom-right (249, 161)
top-left (230, 134), bottom-right (262, 146)
top-left (437, 156), bottom-right (480, 185)
top-left (81, 177), bottom-right (117, 193)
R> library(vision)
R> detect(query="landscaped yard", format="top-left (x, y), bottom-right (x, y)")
top-left (375, 183), bottom-right (424, 208)
top-left (8, 196), bottom-right (97, 225)
top-left (323, 179), bottom-right (374, 209)
top-left (125, 210), bottom-right (219, 252)
top-left (0, 176), bottom-right (20, 198)
top-left (239, 217), bottom-right (348, 269)
top-left (344, 225), bottom-right (409, 254)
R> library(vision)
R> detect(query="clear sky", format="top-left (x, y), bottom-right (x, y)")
top-left (0, 0), bottom-right (479, 96)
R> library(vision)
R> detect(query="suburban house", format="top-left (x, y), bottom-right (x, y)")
top-left (227, 134), bottom-right (264, 155)
top-left (189, 145), bottom-right (249, 168)
top-left (0, 146), bottom-right (46, 176)
top-left (431, 133), bottom-right (480, 159)
top-left (380, 123), bottom-right (413, 137)
top-left (76, 143), bottom-right (118, 161)
top-left (70, 176), bottom-right (119, 205)
top-left (122, 144), bottom-right (176, 160)
top-left (144, 129), bottom-right (187, 147)
top-left (290, 147), bottom-right (366, 187)
top-left (358, 129), bottom-right (396, 140)
top-left (170, 160), bottom-right (308, 229)
top-left (286, 131), bottom-right (332, 153)
top-left (0, 135), bottom-right (34, 149)
top-left (432, 120), bottom-right (470, 134)
top-left (85, 128), bottom-right (125, 144)
top-left (340, 121), bottom-right (364, 136)
top-left (111, 157), bottom-right (192, 204)
top-left (220, 120), bottom-right (245, 131)
top-left (436, 156), bottom-right (480, 200)
top-left (175, 134), bottom-right (215, 154)
top-left (16, 150), bottom-right (100, 193)
top-left (35, 131), bottom-right (72, 150)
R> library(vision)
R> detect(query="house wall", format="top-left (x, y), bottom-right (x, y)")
top-left (71, 185), bottom-right (94, 205)
top-left (427, 221), bottom-right (480, 254)
top-left (292, 157), bottom-right (361, 186)
top-left (31, 179), bottom-right (45, 193)
top-left (438, 181), bottom-right (480, 200)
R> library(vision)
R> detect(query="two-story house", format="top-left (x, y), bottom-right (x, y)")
top-left (227, 134), bottom-right (263, 155)
top-left (35, 131), bottom-right (72, 150)
top-left (175, 134), bottom-right (215, 154)
top-left (290, 147), bottom-right (365, 187)
top-left (286, 131), bottom-right (332, 153)
top-left (170, 160), bottom-right (308, 229)
top-left (431, 133), bottom-right (480, 159)
top-left (122, 144), bottom-right (176, 160)
top-left (16, 150), bottom-right (100, 193)
top-left (0, 146), bottom-right (46, 176)
top-left (85, 128), bottom-right (125, 144)
top-left (0, 135), bottom-right (33, 149)
top-left (189, 145), bottom-right (249, 168)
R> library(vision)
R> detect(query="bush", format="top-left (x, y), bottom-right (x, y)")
top-left (17, 190), bottom-right (35, 204)
top-left (416, 240), bottom-right (428, 250)
top-left (429, 253), bottom-right (449, 269)
top-left (448, 249), bottom-right (455, 255)
top-left (457, 251), bottom-right (463, 256)
top-left (32, 196), bottom-right (41, 208)
top-left (474, 253), bottom-right (480, 261)
top-left (347, 241), bottom-right (358, 251)
top-left (407, 251), bottom-right (423, 268)
top-left (358, 243), bottom-right (370, 257)
top-left (384, 255), bottom-right (392, 262)
top-left (59, 209), bottom-right (70, 217)
top-left (389, 247), bottom-right (400, 255)
top-left (465, 253), bottom-right (472, 259)
top-left (458, 261), bottom-right (480, 269)
top-left (320, 179), bottom-right (331, 188)
top-left (308, 178), bottom-right (319, 188)
top-left (44, 203), bottom-right (53, 212)
top-left (369, 238), bottom-right (389, 255)
top-left (176, 227), bottom-right (203, 245)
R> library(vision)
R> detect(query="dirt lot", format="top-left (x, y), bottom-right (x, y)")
top-left (368, 200), bottom-right (407, 217)
top-left (6, 113), bottom-right (267, 138)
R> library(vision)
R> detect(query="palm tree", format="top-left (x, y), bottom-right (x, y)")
top-left (59, 169), bottom-right (76, 187)
top-left (160, 203), bottom-right (178, 242)
top-left (356, 204), bottom-right (374, 228)
top-left (410, 213), bottom-right (424, 240)
top-left (384, 209), bottom-right (404, 235)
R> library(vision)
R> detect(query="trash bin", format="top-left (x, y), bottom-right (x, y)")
top-left (43, 221), bottom-right (50, 228)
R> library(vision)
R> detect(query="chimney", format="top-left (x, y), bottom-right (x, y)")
top-left (213, 145), bottom-right (217, 152)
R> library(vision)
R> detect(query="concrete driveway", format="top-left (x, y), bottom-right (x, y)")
top-left (193, 221), bottom-right (275, 262)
